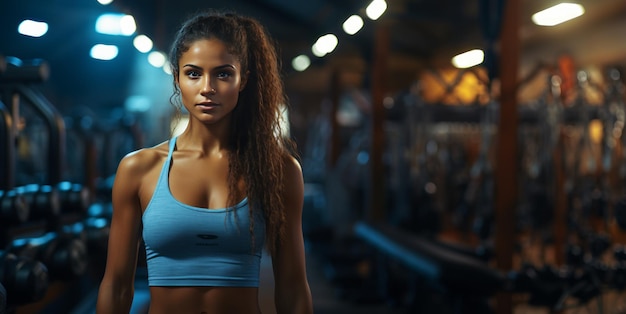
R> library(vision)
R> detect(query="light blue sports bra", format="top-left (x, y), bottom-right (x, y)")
top-left (142, 136), bottom-right (265, 287)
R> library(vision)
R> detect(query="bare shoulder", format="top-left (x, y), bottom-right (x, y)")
top-left (116, 140), bottom-right (170, 177)
top-left (282, 153), bottom-right (303, 183)
top-left (281, 153), bottom-right (304, 207)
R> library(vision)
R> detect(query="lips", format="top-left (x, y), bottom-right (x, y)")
top-left (196, 101), bottom-right (218, 110)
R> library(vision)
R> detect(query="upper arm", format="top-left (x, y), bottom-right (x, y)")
top-left (271, 155), bottom-right (312, 311)
top-left (101, 152), bottom-right (146, 286)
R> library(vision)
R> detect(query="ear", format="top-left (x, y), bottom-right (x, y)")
top-left (239, 70), bottom-right (250, 92)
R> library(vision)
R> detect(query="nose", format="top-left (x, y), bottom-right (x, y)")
top-left (201, 77), bottom-right (216, 95)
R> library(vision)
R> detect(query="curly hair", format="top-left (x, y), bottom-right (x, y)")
top-left (168, 11), bottom-right (295, 255)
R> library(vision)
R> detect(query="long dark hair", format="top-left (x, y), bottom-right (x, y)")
top-left (168, 11), bottom-right (295, 255)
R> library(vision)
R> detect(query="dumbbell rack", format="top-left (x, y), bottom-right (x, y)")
top-left (0, 55), bottom-right (100, 314)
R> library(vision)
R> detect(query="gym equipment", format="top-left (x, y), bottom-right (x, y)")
top-left (354, 221), bottom-right (504, 296)
top-left (0, 189), bottom-right (29, 226)
top-left (0, 56), bottom-right (64, 188)
top-left (0, 57), bottom-right (49, 84)
top-left (56, 181), bottom-right (90, 215)
top-left (0, 99), bottom-right (13, 192)
top-left (7, 230), bottom-right (87, 281)
top-left (14, 184), bottom-right (60, 222)
top-left (0, 251), bottom-right (49, 307)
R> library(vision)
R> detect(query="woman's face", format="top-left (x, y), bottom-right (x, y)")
top-left (176, 38), bottom-right (246, 125)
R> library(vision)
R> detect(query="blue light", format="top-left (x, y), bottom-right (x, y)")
top-left (95, 13), bottom-right (136, 36)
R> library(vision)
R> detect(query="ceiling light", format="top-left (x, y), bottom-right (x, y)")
top-left (133, 34), bottom-right (153, 53)
top-left (366, 0), bottom-right (387, 20)
top-left (18, 20), bottom-right (48, 37)
top-left (96, 13), bottom-right (136, 36)
top-left (292, 55), bottom-right (311, 72)
top-left (312, 34), bottom-right (338, 57)
top-left (343, 15), bottom-right (364, 35)
top-left (90, 44), bottom-right (119, 60)
top-left (451, 49), bottom-right (484, 68)
top-left (532, 3), bottom-right (585, 26)
top-left (148, 51), bottom-right (167, 68)
top-left (97, 0), bottom-right (114, 5)
top-left (163, 62), bottom-right (172, 75)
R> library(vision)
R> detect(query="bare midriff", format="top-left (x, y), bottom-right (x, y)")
top-left (147, 286), bottom-right (261, 314)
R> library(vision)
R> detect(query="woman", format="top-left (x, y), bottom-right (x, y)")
top-left (96, 11), bottom-right (313, 314)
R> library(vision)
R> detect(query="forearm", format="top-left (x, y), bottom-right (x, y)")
top-left (96, 282), bottom-right (134, 314)
top-left (275, 284), bottom-right (313, 314)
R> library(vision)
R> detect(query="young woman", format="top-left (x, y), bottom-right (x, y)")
top-left (96, 11), bottom-right (313, 314)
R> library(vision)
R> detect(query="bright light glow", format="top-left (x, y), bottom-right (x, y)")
top-left (133, 34), bottom-right (153, 53)
top-left (120, 15), bottom-right (137, 35)
top-left (95, 13), bottom-right (136, 36)
top-left (278, 105), bottom-right (291, 138)
top-left (148, 51), bottom-right (167, 68)
top-left (532, 3), bottom-right (585, 26)
top-left (163, 62), bottom-right (172, 75)
top-left (343, 15), bottom-right (364, 35)
top-left (312, 45), bottom-right (326, 57)
top-left (451, 49), bottom-right (484, 68)
top-left (97, 0), bottom-right (114, 5)
top-left (90, 44), bottom-right (119, 60)
top-left (312, 34), bottom-right (338, 58)
top-left (292, 55), bottom-right (311, 72)
top-left (18, 20), bottom-right (48, 37)
top-left (366, 0), bottom-right (387, 20)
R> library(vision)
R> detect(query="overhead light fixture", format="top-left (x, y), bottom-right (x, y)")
top-left (366, 0), bottom-right (387, 20)
top-left (97, 0), bottom-right (114, 5)
top-left (451, 49), bottom-right (484, 68)
top-left (18, 19), bottom-right (48, 37)
top-left (133, 34), bottom-right (153, 53)
top-left (148, 51), bottom-right (167, 68)
top-left (292, 55), bottom-right (311, 72)
top-left (311, 34), bottom-right (338, 57)
top-left (532, 3), bottom-right (585, 26)
top-left (163, 62), bottom-right (172, 75)
top-left (95, 13), bottom-right (136, 36)
top-left (90, 44), bottom-right (119, 60)
top-left (343, 15), bottom-right (364, 35)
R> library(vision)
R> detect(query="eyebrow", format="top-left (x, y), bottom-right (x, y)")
top-left (182, 64), bottom-right (238, 71)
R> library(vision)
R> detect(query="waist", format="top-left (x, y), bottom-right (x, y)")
top-left (148, 286), bottom-right (260, 314)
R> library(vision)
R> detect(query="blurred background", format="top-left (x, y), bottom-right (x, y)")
top-left (1, 0), bottom-right (626, 313)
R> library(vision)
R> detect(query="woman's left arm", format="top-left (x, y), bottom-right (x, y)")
top-left (272, 155), bottom-right (313, 314)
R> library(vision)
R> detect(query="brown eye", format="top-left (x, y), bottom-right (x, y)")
top-left (186, 70), bottom-right (201, 78)
top-left (217, 71), bottom-right (232, 79)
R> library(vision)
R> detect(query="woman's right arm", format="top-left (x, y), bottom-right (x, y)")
top-left (96, 152), bottom-right (145, 314)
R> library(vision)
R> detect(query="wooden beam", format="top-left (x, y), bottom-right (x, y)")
top-left (494, 0), bottom-right (521, 313)
top-left (369, 22), bottom-right (389, 222)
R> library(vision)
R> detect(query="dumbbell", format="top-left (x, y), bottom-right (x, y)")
top-left (8, 230), bottom-right (87, 281)
top-left (0, 189), bottom-right (30, 226)
top-left (0, 251), bottom-right (49, 306)
top-left (82, 217), bottom-right (110, 255)
top-left (56, 181), bottom-right (90, 215)
top-left (15, 184), bottom-right (60, 222)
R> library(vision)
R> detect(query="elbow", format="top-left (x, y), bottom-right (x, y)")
top-left (96, 281), bottom-right (134, 314)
